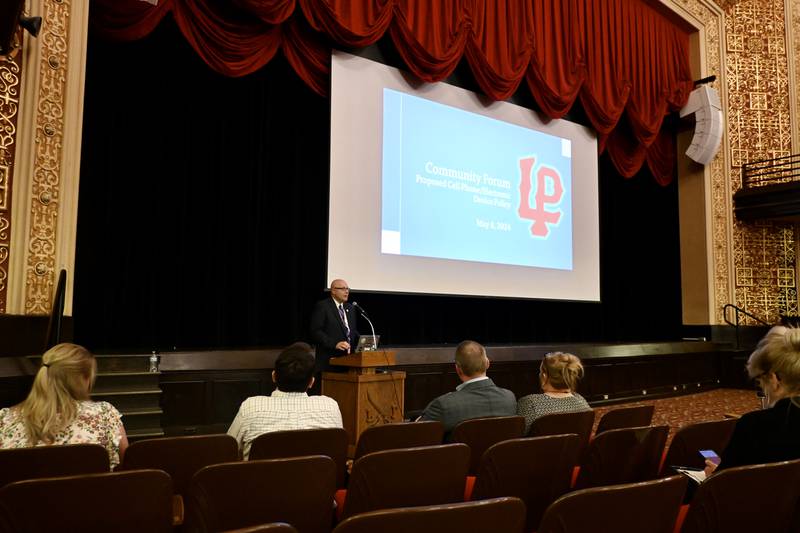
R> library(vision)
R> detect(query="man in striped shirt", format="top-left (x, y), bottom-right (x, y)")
top-left (227, 342), bottom-right (343, 459)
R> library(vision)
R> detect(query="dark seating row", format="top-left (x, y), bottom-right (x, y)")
top-left (2, 451), bottom-right (800, 532)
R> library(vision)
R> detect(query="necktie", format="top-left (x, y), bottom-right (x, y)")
top-left (338, 304), bottom-right (350, 337)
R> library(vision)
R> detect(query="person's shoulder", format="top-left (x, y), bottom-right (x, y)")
top-left (316, 395), bottom-right (343, 409)
top-left (81, 400), bottom-right (121, 417)
top-left (428, 391), bottom-right (455, 406)
top-left (0, 406), bottom-right (18, 422)
top-left (517, 393), bottom-right (540, 404)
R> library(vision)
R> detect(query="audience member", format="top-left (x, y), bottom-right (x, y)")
top-left (517, 351), bottom-right (591, 434)
top-left (706, 325), bottom-right (800, 475)
top-left (419, 340), bottom-right (516, 436)
top-left (227, 342), bottom-right (343, 459)
top-left (0, 343), bottom-right (128, 468)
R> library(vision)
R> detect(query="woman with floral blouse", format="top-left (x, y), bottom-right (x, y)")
top-left (0, 343), bottom-right (128, 469)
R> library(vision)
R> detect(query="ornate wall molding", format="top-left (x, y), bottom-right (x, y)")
top-left (0, 50), bottom-right (22, 313)
top-left (725, 0), bottom-right (797, 323)
top-left (5, 0), bottom-right (88, 316)
top-left (22, 0), bottom-right (71, 314)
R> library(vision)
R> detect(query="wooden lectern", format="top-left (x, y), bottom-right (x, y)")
top-left (322, 351), bottom-right (405, 457)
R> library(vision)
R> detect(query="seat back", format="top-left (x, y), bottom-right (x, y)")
top-left (538, 475), bottom-right (687, 533)
top-left (595, 405), bottom-right (655, 435)
top-left (119, 434), bottom-right (239, 496)
top-left (527, 410), bottom-right (595, 460)
top-left (576, 425), bottom-right (668, 489)
top-left (449, 416), bottom-right (525, 475)
top-left (184, 455), bottom-right (336, 533)
top-left (661, 418), bottom-right (737, 474)
top-left (0, 469), bottom-right (173, 533)
top-left (333, 497), bottom-right (526, 533)
top-left (354, 421), bottom-right (444, 459)
top-left (223, 524), bottom-right (298, 533)
top-left (248, 427), bottom-right (348, 488)
top-left (342, 443), bottom-right (471, 521)
top-left (471, 434), bottom-right (581, 531)
top-left (0, 444), bottom-right (110, 488)
top-left (682, 459), bottom-right (800, 533)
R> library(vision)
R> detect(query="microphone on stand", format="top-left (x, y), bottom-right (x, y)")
top-left (351, 301), bottom-right (377, 350)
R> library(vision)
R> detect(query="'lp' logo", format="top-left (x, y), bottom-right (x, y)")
top-left (517, 157), bottom-right (563, 238)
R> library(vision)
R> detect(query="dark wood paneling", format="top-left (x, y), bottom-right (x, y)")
top-left (0, 315), bottom-right (73, 357)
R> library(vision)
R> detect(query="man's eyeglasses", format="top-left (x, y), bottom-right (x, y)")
top-left (332, 286), bottom-right (350, 291)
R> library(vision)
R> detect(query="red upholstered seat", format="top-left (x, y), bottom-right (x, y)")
top-left (333, 497), bottom-right (526, 533)
top-left (450, 416), bottom-right (526, 475)
top-left (0, 469), bottom-right (173, 533)
top-left (354, 421), bottom-right (444, 459)
top-left (0, 443), bottom-right (110, 488)
top-left (659, 418), bottom-right (737, 476)
top-left (470, 434), bottom-right (580, 531)
top-left (249, 427), bottom-right (348, 488)
top-left (680, 459), bottom-right (800, 533)
top-left (575, 425), bottom-right (668, 489)
top-left (595, 405), bottom-right (655, 435)
top-left (184, 455), bottom-right (336, 533)
top-left (341, 444), bottom-right (471, 521)
top-left (538, 475), bottom-right (687, 533)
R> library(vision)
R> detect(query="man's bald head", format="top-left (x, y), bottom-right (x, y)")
top-left (455, 340), bottom-right (489, 378)
top-left (330, 279), bottom-right (350, 303)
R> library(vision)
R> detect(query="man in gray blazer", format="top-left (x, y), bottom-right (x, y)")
top-left (419, 340), bottom-right (516, 435)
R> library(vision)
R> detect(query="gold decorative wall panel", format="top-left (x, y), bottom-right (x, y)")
top-left (0, 50), bottom-right (21, 313)
top-left (24, 0), bottom-right (70, 314)
top-left (724, 0), bottom-right (797, 323)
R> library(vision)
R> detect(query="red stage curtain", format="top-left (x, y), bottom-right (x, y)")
top-left (89, 0), bottom-right (694, 183)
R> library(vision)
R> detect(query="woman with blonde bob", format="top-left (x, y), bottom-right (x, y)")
top-left (706, 325), bottom-right (800, 474)
top-left (517, 352), bottom-right (591, 434)
top-left (0, 343), bottom-right (128, 468)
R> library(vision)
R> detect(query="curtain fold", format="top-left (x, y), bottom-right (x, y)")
top-left (89, 0), bottom-right (694, 183)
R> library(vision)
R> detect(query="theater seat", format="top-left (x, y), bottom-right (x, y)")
top-left (0, 443), bottom-right (110, 488)
top-left (595, 405), bottom-right (655, 435)
top-left (0, 469), bottom-right (173, 533)
top-left (527, 410), bottom-right (595, 462)
top-left (450, 416), bottom-right (526, 475)
top-left (538, 475), bottom-right (687, 533)
top-left (660, 418), bottom-right (737, 476)
top-left (679, 459), bottom-right (800, 533)
top-left (333, 497), bottom-right (526, 533)
top-left (575, 425), bottom-right (668, 489)
top-left (119, 433), bottom-right (239, 524)
top-left (471, 434), bottom-right (580, 531)
top-left (341, 444), bottom-right (470, 521)
top-left (249, 427), bottom-right (348, 488)
top-left (354, 421), bottom-right (444, 459)
top-left (184, 455), bottom-right (336, 533)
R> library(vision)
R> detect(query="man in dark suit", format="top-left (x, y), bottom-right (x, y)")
top-left (309, 279), bottom-right (360, 374)
top-left (419, 340), bottom-right (516, 435)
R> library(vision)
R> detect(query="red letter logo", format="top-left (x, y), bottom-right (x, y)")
top-left (517, 157), bottom-right (563, 238)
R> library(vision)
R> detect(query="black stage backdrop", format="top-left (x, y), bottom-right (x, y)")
top-left (75, 17), bottom-right (683, 353)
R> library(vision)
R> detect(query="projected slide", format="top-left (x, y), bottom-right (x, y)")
top-left (381, 89), bottom-right (573, 270)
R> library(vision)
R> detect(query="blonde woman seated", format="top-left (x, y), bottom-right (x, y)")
top-left (705, 325), bottom-right (800, 476)
top-left (0, 343), bottom-right (128, 469)
top-left (517, 352), bottom-right (591, 434)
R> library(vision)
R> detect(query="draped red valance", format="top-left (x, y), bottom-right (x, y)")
top-left (90, 0), bottom-right (694, 183)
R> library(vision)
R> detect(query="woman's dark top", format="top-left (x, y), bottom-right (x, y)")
top-left (719, 397), bottom-right (800, 470)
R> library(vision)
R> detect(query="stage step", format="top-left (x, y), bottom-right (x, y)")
top-left (120, 407), bottom-right (163, 431)
top-left (127, 427), bottom-right (165, 441)
top-left (24, 353), bottom-right (166, 437)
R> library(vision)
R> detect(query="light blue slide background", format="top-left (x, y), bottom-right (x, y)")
top-left (381, 89), bottom-right (573, 270)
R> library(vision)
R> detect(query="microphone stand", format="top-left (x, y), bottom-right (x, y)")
top-left (357, 308), bottom-right (377, 351)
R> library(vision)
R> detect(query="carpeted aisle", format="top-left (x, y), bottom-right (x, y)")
top-left (592, 389), bottom-right (761, 444)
